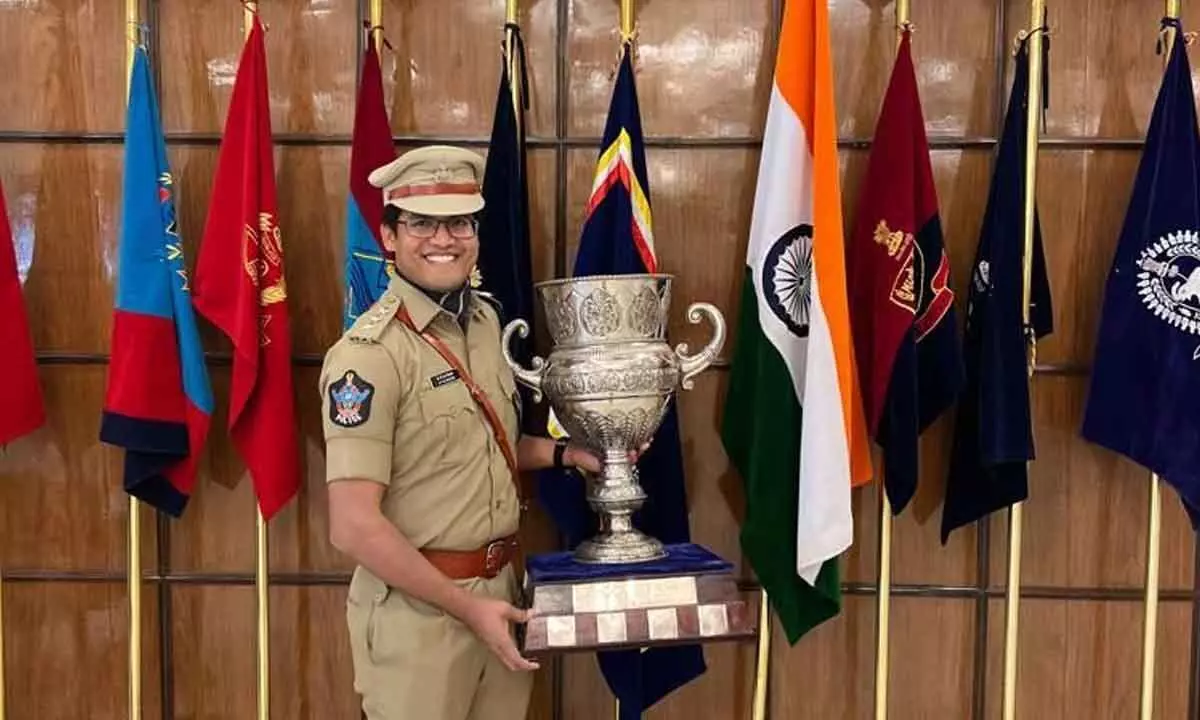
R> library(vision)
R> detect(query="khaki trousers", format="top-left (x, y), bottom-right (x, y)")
top-left (345, 565), bottom-right (534, 720)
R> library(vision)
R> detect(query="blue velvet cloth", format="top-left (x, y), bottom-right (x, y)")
top-left (527, 543), bottom-right (731, 585)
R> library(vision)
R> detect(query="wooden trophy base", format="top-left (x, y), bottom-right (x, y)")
top-left (519, 543), bottom-right (756, 654)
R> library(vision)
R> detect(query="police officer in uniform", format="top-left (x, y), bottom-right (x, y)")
top-left (320, 145), bottom-right (602, 720)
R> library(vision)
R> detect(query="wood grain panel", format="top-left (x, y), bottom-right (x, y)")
top-left (0, 0), bottom-right (126, 133)
top-left (274, 146), bottom-right (349, 355)
top-left (889, 411), bottom-right (980, 587)
top-left (677, 371), bottom-right (743, 575)
top-left (266, 585), bottom-right (361, 719)
top-left (170, 367), bottom-right (258, 574)
top-left (984, 598), bottom-right (1193, 719)
top-left (566, 0), bottom-right (773, 137)
top-left (830, 0), bottom-right (999, 140)
top-left (158, 0), bottom-right (358, 135)
top-left (381, 0), bottom-right (558, 138)
top-left (257, 0), bottom-right (358, 136)
top-left (157, 1), bottom-right (255, 135)
top-left (886, 597), bottom-right (976, 719)
top-left (526, 148), bottom-right (559, 286)
top-left (987, 376), bottom-right (1196, 592)
top-left (1032, 149), bottom-right (1143, 367)
top-left (170, 584), bottom-right (256, 718)
top-left (645, 641), bottom-right (758, 719)
top-left (1003, 0), bottom-right (1200, 140)
top-left (0, 365), bottom-right (152, 572)
top-left (769, 594), bottom-right (875, 720)
top-left (4, 581), bottom-right (162, 720)
top-left (0, 144), bottom-right (121, 354)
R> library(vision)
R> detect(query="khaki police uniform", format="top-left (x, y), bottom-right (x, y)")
top-left (319, 145), bottom-right (532, 720)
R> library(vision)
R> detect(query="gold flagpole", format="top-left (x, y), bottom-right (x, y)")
top-left (872, 3), bottom-right (910, 718)
top-left (369, 0), bottom-right (382, 45)
top-left (1139, 6), bottom-right (1175, 716)
top-left (505, 0), bottom-right (522, 139)
top-left (749, 3), bottom-right (773, 719)
top-left (617, 8), bottom-right (634, 719)
top-left (125, 1), bottom-right (143, 719)
top-left (620, 0), bottom-right (635, 45)
top-left (241, 4), bottom-right (270, 718)
top-left (1005, 1), bottom-right (1046, 718)
top-left (751, 590), bottom-right (770, 720)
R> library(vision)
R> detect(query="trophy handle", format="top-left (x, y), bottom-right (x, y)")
top-left (674, 302), bottom-right (726, 390)
top-left (501, 319), bottom-right (547, 402)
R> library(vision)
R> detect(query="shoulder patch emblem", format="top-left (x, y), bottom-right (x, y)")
top-left (329, 370), bottom-right (375, 428)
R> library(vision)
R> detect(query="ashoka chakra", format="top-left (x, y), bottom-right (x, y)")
top-left (762, 224), bottom-right (813, 337)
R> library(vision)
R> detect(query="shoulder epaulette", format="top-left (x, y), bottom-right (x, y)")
top-left (347, 292), bottom-right (401, 344)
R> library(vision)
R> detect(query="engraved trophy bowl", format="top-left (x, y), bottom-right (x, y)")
top-left (500, 273), bottom-right (725, 564)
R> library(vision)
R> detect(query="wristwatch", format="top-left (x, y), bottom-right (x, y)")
top-left (553, 438), bottom-right (569, 469)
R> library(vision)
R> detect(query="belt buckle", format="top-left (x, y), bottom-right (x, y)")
top-left (484, 540), bottom-right (506, 577)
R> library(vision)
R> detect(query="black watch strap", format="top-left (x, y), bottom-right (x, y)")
top-left (553, 438), bottom-right (569, 469)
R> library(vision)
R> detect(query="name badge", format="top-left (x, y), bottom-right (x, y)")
top-left (430, 369), bottom-right (460, 388)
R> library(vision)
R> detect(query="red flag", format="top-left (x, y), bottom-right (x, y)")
top-left (845, 31), bottom-right (962, 514)
top-left (0, 182), bottom-right (45, 444)
top-left (192, 17), bottom-right (299, 519)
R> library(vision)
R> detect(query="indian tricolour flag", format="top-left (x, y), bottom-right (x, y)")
top-left (720, 0), bottom-right (871, 644)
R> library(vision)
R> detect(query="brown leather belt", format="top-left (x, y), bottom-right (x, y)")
top-left (421, 536), bottom-right (519, 580)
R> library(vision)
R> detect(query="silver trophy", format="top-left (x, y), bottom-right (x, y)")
top-left (501, 273), bottom-right (726, 564)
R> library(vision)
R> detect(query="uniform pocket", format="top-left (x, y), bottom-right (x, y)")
top-left (416, 381), bottom-right (478, 466)
top-left (346, 588), bottom-right (388, 671)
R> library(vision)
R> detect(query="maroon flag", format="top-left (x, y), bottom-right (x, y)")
top-left (846, 31), bottom-right (962, 514)
top-left (0, 183), bottom-right (45, 444)
top-left (192, 16), bottom-right (299, 519)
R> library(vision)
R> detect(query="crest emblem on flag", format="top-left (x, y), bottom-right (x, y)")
top-left (762, 223), bottom-right (814, 337)
top-left (1135, 229), bottom-right (1200, 353)
top-left (328, 370), bottom-right (374, 428)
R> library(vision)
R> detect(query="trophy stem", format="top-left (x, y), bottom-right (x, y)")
top-left (573, 454), bottom-right (667, 564)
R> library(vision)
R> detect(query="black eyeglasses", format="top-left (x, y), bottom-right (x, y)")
top-left (400, 215), bottom-right (478, 240)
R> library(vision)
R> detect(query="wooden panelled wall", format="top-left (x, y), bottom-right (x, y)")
top-left (0, 0), bottom-right (1198, 717)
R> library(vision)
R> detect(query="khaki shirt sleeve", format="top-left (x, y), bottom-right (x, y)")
top-left (319, 340), bottom-right (403, 486)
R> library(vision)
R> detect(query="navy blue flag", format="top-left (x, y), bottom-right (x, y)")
top-left (1082, 18), bottom-right (1200, 525)
top-left (537, 42), bottom-right (706, 717)
top-left (477, 23), bottom-right (537, 430)
top-left (941, 34), bottom-right (1053, 542)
